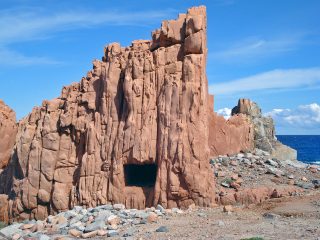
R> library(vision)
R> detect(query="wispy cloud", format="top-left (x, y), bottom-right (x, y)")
top-left (265, 103), bottom-right (320, 129)
top-left (209, 67), bottom-right (320, 95)
top-left (0, 7), bottom-right (173, 45)
top-left (0, 7), bottom-right (173, 65)
top-left (0, 47), bottom-right (61, 66)
top-left (211, 35), bottom-right (305, 63)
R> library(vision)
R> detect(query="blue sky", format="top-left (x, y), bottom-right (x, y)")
top-left (0, 0), bottom-right (319, 134)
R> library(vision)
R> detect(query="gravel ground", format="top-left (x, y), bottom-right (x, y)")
top-left (133, 192), bottom-right (320, 240)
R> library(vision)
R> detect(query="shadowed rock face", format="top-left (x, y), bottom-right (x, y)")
top-left (0, 100), bottom-right (17, 170)
top-left (0, 6), bottom-right (215, 222)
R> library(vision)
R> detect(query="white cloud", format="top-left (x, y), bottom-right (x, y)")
top-left (265, 103), bottom-right (320, 128)
top-left (216, 108), bottom-right (232, 119)
top-left (0, 7), bottom-right (172, 45)
top-left (211, 35), bottom-right (302, 63)
top-left (0, 7), bottom-right (173, 65)
top-left (209, 67), bottom-right (320, 95)
top-left (0, 47), bottom-right (61, 66)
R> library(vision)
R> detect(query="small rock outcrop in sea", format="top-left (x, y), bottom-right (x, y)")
top-left (232, 99), bottom-right (297, 161)
top-left (0, 6), bottom-right (215, 222)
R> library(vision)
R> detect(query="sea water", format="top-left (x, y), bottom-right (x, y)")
top-left (277, 135), bottom-right (320, 165)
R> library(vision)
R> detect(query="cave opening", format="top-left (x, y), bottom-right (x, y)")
top-left (124, 164), bottom-right (157, 187)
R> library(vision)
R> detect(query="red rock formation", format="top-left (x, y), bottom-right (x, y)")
top-left (0, 6), bottom-right (215, 221)
top-left (232, 98), bottom-right (297, 160)
top-left (0, 195), bottom-right (8, 223)
top-left (208, 96), bottom-right (254, 157)
top-left (0, 100), bottom-right (17, 169)
top-left (208, 112), bottom-right (254, 157)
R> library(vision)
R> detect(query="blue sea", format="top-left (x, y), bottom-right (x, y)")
top-left (277, 135), bottom-right (320, 165)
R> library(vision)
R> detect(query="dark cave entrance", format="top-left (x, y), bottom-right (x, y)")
top-left (124, 164), bottom-right (157, 187)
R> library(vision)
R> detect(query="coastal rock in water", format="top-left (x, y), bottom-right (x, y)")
top-left (0, 100), bottom-right (17, 169)
top-left (232, 99), bottom-right (297, 160)
top-left (0, 6), bottom-right (215, 222)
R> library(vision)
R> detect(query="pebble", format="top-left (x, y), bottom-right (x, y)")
top-left (263, 212), bottom-right (280, 220)
top-left (266, 166), bottom-right (284, 177)
top-left (230, 160), bottom-right (238, 166)
top-left (218, 220), bottom-right (225, 226)
top-left (197, 212), bottom-right (207, 218)
top-left (156, 204), bottom-right (166, 213)
top-left (266, 159), bottom-right (279, 167)
top-left (107, 215), bottom-right (120, 225)
top-left (223, 205), bottom-right (233, 213)
top-left (82, 230), bottom-right (98, 238)
top-left (312, 179), bottom-right (320, 188)
top-left (221, 182), bottom-right (230, 188)
top-left (113, 204), bottom-right (125, 210)
top-left (217, 171), bottom-right (226, 177)
top-left (147, 212), bottom-right (158, 222)
top-left (295, 182), bottom-right (314, 189)
top-left (287, 174), bottom-right (295, 179)
top-left (69, 229), bottom-right (82, 237)
top-left (84, 220), bottom-right (105, 233)
top-left (123, 228), bottom-right (135, 237)
top-left (97, 229), bottom-right (108, 236)
top-left (107, 230), bottom-right (119, 237)
top-left (156, 226), bottom-right (169, 233)
top-left (21, 223), bottom-right (34, 230)
top-left (12, 234), bottom-right (21, 240)
top-left (39, 235), bottom-right (51, 240)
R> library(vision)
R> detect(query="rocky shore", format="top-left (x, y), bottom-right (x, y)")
top-left (1, 149), bottom-right (319, 240)
top-left (0, 203), bottom-right (184, 239)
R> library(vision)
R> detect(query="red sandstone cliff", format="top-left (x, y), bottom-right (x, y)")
top-left (207, 96), bottom-right (254, 157)
top-left (0, 6), bottom-right (215, 222)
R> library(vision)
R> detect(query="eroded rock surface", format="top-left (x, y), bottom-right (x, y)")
top-left (208, 96), bottom-right (254, 157)
top-left (232, 99), bottom-right (297, 160)
top-left (0, 6), bottom-right (215, 222)
top-left (0, 100), bottom-right (17, 169)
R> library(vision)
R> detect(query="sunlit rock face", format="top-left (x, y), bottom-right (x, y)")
top-left (232, 98), bottom-right (297, 160)
top-left (207, 95), bottom-right (254, 157)
top-left (0, 100), bottom-right (17, 170)
top-left (0, 6), bottom-right (215, 222)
